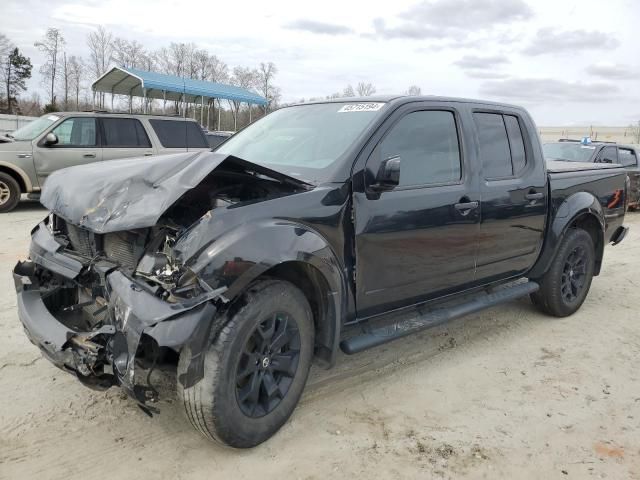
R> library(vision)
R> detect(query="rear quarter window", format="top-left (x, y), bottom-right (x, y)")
top-left (618, 148), bottom-right (638, 167)
top-left (149, 120), bottom-right (208, 148)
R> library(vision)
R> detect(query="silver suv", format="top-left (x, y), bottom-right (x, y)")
top-left (0, 112), bottom-right (210, 212)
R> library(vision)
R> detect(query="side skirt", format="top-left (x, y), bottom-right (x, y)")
top-left (340, 280), bottom-right (539, 354)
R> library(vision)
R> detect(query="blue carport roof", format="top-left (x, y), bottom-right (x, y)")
top-left (92, 66), bottom-right (267, 105)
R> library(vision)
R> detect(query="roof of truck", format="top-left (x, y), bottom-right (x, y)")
top-left (296, 95), bottom-right (526, 110)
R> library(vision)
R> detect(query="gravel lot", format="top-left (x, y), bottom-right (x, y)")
top-left (1, 202), bottom-right (639, 479)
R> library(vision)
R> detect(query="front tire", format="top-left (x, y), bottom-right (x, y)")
top-left (0, 172), bottom-right (20, 213)
top-left (178, 279), bottom-right (314, 448)
top-left (531, 228), bottom-right (595, 317)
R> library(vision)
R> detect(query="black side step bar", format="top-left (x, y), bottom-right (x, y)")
top-left (340, 281), bottom-right (539, 355)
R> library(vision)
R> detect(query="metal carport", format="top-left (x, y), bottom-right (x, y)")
top-left (92, 66), bottom-right (267, 126)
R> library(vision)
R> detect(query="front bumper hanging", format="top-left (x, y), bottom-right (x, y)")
top-left (13, 224), bottom-right (224, 407)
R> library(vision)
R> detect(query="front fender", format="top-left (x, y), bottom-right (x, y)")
top-left (529, 191), bottom-right (605, 278)
top-left (184, 219), bottom-right (348, 365)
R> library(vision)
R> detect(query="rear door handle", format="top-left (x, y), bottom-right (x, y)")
top-left (525, 192), bottom-right (544, 201)
top-left (144, 152), bottom-right (154, 156)
top-left (454, 200), bottom-right (479, 216)
top-left (83, 153), bottom-right (96, 159)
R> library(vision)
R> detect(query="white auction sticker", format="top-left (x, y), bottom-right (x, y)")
top-left (338, 103), bottom-right (385, 113)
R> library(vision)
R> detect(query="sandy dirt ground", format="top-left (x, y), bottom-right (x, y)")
top-left (1, 202), bottom-right (639, 480)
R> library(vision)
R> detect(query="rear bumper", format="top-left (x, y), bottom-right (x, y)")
top-left (609, 225), bottom-right (628, 245)
top-left (14, 224), bottom-right (223, 405)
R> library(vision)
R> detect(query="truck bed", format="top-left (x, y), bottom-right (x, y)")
top-left (546, 160), bottom-right (623, 173)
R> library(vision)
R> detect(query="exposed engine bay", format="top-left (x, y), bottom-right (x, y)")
top-left (14, 156), bottom-right (310, 407)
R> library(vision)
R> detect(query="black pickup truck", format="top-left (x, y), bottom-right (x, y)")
top-left (14, 96), bottom-right (628, 448)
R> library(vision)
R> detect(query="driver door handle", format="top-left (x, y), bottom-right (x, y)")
top-left (525, 192), bottom-right (544, 201)
top-left (83, 153), bottom-right (96, 159)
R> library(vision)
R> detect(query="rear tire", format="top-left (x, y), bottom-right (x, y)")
top-left (530, 228), bottom-right (595, 317)
top-left (177, 279), bottom-right (314, 448)
top-left (0, 172), bottom-right (20, 213)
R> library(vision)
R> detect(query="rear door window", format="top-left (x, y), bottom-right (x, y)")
top-left (149, 120), bottom-right (208, 148)
top-left (101, 118), bottom-right (151, 148)
top-left (474, 113), bottom-right (513, 179)
top-left (504, 115), bottom-right (527, 174)
top-left (618, 148), bottom-right (637, 167)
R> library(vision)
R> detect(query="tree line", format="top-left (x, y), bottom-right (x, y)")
top-left (0, 27), bottom-right (284, 130)
top-left (1, 26), bottom-right (426, 130)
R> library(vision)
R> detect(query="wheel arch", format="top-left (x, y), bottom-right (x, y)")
top-left (529, 191), bottom-right (605, 279)
top-left (190, 221), bottom-right (349, 368)
top-left (0, 163), bottom-right (29, 193)
top-left (257, 261), bottom-right (341, 368)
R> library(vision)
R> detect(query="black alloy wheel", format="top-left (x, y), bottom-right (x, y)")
top-left (560, 245), bottom-right (588, 303)
top-left (236, 312), bottom-right (301, 418)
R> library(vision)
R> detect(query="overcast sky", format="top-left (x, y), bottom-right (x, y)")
top-left (1, 0), bottom-right (639, 125)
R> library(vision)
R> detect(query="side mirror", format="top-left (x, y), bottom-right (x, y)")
top-left (44, 133), bottom-right (58, 146)
top-left (372, 156), bottom-right (401, 191)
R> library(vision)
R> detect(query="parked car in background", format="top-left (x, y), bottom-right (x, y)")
top-left (14, 96), bottom-right (628, 448)
top-left (205, 130), bottom-right (234, 149)
top-left (0, 112), bottom-right (210, 212)
top-left (543, 139), bottom-right (640, 209)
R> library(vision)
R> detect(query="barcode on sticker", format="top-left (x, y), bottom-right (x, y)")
top-left (338, 103), bottom-right (385, 113)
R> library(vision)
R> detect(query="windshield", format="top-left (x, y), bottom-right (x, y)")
top-left (11, 114), bottom-right (60, 141)
top-left (216, 102), bottom-right (386, 182)
top-left (543, 142), bottom-right (597, 162)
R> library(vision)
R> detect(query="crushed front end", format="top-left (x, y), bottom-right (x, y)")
top-left (13, 214), bottom-right (225, 408)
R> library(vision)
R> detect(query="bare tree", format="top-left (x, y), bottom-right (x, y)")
top-left (87, 26), bottom-right (114, 107)
top-left (257, 61), bottom-right (280, 113)
top-left (0, 34), bottom-right (14, 109)
top-left (342, 84), bottom-right (355, 97)
top-left (112, 38), bottom-right (147, 111)
top-left (17, 91), bottom-right (42, 116)
top-left (68, 56), bottom-right (85, 109)
top-left (0, 34), bottom-right (11, 106)
top-left (229, 66), bottom-right (257, 130)
top-left (406, 85), bottom-right (421, 95)
top-left (35, 28), bottom-right (65, 107)
top-left (113, 38), bottom-right (145, 69)
top-left (209, 56), bottom-right (229, 83)
top-left (208, 56), bottom-right (228, 129)
top-left (356, 81), bottom-right (376, 96)
top-left (60, 52), bottom-right (71, 109)
top-left (193, 49), bottom-right (212, 81)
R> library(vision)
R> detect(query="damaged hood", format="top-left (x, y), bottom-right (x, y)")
top-left (41, 151), bottom-right (310, 233)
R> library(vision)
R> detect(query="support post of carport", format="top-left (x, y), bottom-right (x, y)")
top-left (92, 89), bottom-right (96, 110)
top-left (143, 88), bottom-right (147, 114)
top-left (200, 96), bottom-right (204, 127)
